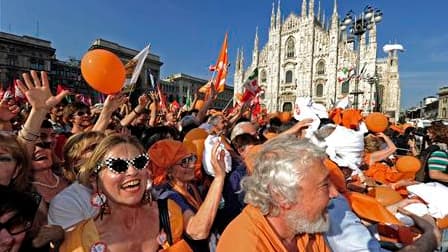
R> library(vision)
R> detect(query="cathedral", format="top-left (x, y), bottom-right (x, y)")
top-left (233, 0), bottom-right (401, 120)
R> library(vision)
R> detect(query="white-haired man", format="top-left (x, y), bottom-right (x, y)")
top-left (216, 135), bottom-right (338, 251)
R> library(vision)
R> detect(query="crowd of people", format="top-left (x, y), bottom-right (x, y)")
top-left (0, 70), bottom-right (447, 252)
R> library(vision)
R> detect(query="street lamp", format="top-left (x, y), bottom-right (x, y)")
top-left (340, 5), bottom-right (383, 109)
top-left (366, 73), bottom-right (380, 112)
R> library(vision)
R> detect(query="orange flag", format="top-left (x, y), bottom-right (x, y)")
top-left (199, 33), bottom-right (228, 93)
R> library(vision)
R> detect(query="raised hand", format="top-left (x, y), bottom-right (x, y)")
top-left (16, 71), bottom-right (68, 111)
top-left (0, 98), bottom-right (20, 122)
top-left (137, 94), bottom-right (149, 107)
top-left (103, 94), bottom-right (127, 113)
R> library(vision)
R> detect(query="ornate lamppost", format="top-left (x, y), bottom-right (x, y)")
top-left (340, 6), bottom-right (383, 109)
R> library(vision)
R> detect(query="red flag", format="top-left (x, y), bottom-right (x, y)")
top-left (0, 84), bottom-right (4, 99)
top-left (199, 33), bottom-right (228, 93)
top-left (56, 84), bottom-right (68, 95)
top-left (156, 83), bottom-right (167, 111)
top-left (14, 80), bottom-right (26, 100)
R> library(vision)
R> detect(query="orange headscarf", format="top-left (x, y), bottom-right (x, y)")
top-left (148, 139), bottom-right (194, 186)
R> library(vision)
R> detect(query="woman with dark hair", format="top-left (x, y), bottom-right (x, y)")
top-left (0, 186), bottom-right (39, 252)
top-left (418, 122), bottom-right (448, 184)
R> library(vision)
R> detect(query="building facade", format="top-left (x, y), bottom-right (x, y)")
top-left (0, 32), bottom-right (55, 87)
top-left (233, 0), bottom-right (401, 120)
top-left (163, 73), bottom-right (233, 110)
top-left (438, 87), bottom-right (448, 119)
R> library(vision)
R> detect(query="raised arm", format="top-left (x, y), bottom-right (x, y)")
top-left (92, 94), bottom-right (127, 132)
top-left (184, 142), bottom-right (226, 240)
top-left (120, 94), bottom-right (149, 127)
top-left (367, 132), bottom-right (397, 165)
top-left (16, 71), bottom-right (68, 153)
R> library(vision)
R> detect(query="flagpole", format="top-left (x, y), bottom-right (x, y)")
top-left (222, 96), bottom-right (233, 112)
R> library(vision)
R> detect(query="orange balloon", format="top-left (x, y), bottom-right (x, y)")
top-left (278, 112), bottom-right (292, 123)
top-left (183, 128), bottom-right (208, 142)
top-left (395, 156), bottom-right (421, 173)
top-left (194, 100), bottom-right (205, 110)
top-left (365, 112), bottom-right (389, 133)
top-left (81, 49), bottom-right (125, 94)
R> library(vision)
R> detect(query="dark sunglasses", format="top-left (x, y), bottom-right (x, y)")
top-left (74, 111), bottom-right (91, 117)
top-left (0, 215), bottom-right (32, 235)
top-left (35, 141), bottom-right (52, 149)
top-left (176, 155), bottom-right (197, 168)
top-left (95, 154), bottom-right (150, 174)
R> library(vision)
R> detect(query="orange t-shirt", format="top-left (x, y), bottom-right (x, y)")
top-left (216, 205), bottom-right (330, 252)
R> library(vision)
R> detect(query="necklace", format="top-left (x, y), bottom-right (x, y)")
top-left (32, 172), bottom-right (60, 189)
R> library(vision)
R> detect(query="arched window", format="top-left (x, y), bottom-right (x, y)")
top-left (285, 70), bottom-right (293, 83)
top-left (317, 60), bottom-right (325, 75)
top-left (443, 108), bottom-right (447, 118)
top-left (341, 81), bottom-right (349, 94)
top-left (316, 84), bottom-right (324, 97)
top-left (286, 37), bottom-right (295, 58)
top-left (283, 102), bottom-right (292, 112)
top-left (261, 70), bottom-right (267, 83)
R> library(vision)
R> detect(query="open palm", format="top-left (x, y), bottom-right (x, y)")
top-left (16, 70), bottom-right (69, 110)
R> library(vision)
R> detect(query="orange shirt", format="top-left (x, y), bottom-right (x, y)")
top-left (363, 154), bottom-right (414, 184)
top-left (216, 205), bottom-right (330, 252)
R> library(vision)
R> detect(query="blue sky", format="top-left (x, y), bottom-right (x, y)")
top-left (1, 0), bottom-right (447, 109)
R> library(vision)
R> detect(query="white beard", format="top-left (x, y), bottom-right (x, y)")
top-left (285, 210), bottom-right (330, 234)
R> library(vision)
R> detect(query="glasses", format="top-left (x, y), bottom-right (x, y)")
top-left (0, 215), bottom-right (32, 235)
top-left (96, 154), bottom-right (150, 174)
top-left (175, 155), bottom-right (197, 168)
top-left (35, 141), bottom-right (52, 149)
top-left (74, 111), bottom-right (91, 117)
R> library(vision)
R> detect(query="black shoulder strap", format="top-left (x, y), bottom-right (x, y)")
top-left (157, 197), bottom-right (173, 245)
top-left (422, 145), bottom-right (441, 182)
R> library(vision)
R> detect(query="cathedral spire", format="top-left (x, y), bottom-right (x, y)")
top-left (317, 1), bottom-right (321, 22)
top-left (322, 10), bottom-right (326, 28)
top-left (309, 0), bottom-right (314, 18)
top-left (235, 48), bottom-right (240, 71)
top-left (333, 0), bottom-right (338, 15)
top-left (270, 1), bottom-right (276, 29)
top-left (252, 27), bottom-right (259, 66)
top-left (276, 0), bottom-right (281, 28)
top-left (301, 0), bottom-right (307, 18)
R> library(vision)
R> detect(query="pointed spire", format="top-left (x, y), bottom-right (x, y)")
top-left (235, 47), bottom-right (240, 71)
top-left (240, 47), bottom-right (244, 69)
top-left (270, 1), bottom-right (276, 29)
top-left (309, 0), bottom-right (315, 18)
top-left (254, 26), bottom-right (259, 51)
top-left (301, 0), bottom-right (307, 18)
top-left (276, 0), bottom-right (281, 27)
top-left (322, 10), bottom-right (326, 28)
top-left (333, 0), bottom-right (338, 15)
top-left (317, 1), bottom-right (321, 22)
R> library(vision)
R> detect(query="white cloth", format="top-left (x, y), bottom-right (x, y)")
top-left (48, 182), bottom-right (98, 230)
top-left (324, 126), bottom-right (365, 175)
top-left (406, 182), bottom-right (448, 219)
top-left (202, 135), bottom-right (232, 177)
top-left (293, 97), bottom-right (328, 138)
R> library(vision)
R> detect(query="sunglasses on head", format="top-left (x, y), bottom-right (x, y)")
top-left (75, 111), bottom-right (91, 117)
top-left (176, 155), bottom-right (197, 168)
top-left (35, 141), bottom-right (52, 149)
top-left (96, 154), bottom-right (150, 174)
top-left (0, 214), bottom-right (32, 235)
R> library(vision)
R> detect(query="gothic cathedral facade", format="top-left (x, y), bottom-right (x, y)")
top-left (233, 0), bottom-right (401, 120)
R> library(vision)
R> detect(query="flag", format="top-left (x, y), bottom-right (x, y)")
top-left (0, 84), bottom-right (4, 100)
top-left (240, 68), bottom-right (261, 103)
top-left (14, 80), bottom-right (26, 100)
top-left (199, 33), bottom-right (228, 94)
top-left (171, 100), bottom-right (180, 111)
top-left (185, 88), bottom-right (192, 110)
top-left (148, 68), bottom-right (155, 89)
top-left (156, 83), bottom-right (167, 111)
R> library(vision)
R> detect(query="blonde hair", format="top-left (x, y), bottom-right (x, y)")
top-left (364, 135), bottom-right (384, 153)
top-left (78, 134), bottom-right (145, 186)
top-left (63, 131), bottom-right (105, 182)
